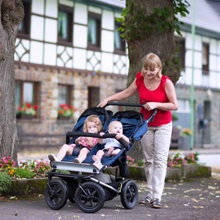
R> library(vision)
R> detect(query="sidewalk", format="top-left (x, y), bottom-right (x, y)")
top-left (1, 176), bottom-right (220, 220)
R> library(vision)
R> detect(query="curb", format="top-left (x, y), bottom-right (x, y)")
top-left (4, 165), bottom-right (212, 197)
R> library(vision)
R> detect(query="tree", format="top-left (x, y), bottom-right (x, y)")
top-left (0, 0), bottom-right (24, 161)
top-left (117, 0), bottom-right (189, 161)
top-left (119, 0), bottom-right (189, 85)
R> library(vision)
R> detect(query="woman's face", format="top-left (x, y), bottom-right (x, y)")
top-left (142, 67), bottom-right (160, 79)
top-left (86, 121), bottom-right (99, 133)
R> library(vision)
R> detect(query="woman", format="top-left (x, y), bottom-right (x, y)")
top-left (98, 53), bottom-right (178, 209)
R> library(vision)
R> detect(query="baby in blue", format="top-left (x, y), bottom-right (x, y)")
top-left (92, 120), bottom-right (130, 169)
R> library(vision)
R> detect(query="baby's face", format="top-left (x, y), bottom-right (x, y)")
top-left (109, 122), bottom-right (123, 134)
top-left (87, 122), bottom-right (98, 133)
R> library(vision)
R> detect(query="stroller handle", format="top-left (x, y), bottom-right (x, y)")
top-left (106, 102), bottom-right (157, 123)
top-left (106, 102), bottom-right (144, 108)
top-left (66, 132), bottom-right (130, 149)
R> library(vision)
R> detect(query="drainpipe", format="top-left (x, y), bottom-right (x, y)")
top-left (190, 0), bottom-right (195, 150)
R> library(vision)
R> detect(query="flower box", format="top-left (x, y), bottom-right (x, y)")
top-left (16, 103), bottom-right (38, 119)
top-left (57, 104), bottom-right (76, 119)
top-left (58, 115), bottom-right (71, 120)
top-left (16, 114), bottom-right (35, 120)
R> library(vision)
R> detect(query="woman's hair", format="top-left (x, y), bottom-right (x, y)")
top-left (83, 115), bottom-right (102, 132)
top-left (141, 53), bottom-right (162, 78)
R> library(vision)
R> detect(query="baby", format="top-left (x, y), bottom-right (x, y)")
top-left (92, 120), bottom-right (130, 169)
top-left (48, 115), bottom-right (102, 163)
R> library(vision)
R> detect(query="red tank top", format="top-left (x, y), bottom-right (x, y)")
top-left (135, 72), bottom-right (172, 126)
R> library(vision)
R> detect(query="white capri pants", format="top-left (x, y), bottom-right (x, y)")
top-left (140, 122), bottom-right (172, 200)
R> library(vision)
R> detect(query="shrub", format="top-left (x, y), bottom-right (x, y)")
top-left (168, 152), bottom-right (199, 168)
top-left (0, 156), bottom-right (51, 180)
top-left (0, 172), bottom-right (12, 195)
top-left (127, 155), bottom-right (135, 166)
top-left (13, 168), bottom-right (35, 179)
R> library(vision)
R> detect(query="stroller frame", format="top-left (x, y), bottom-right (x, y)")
top-left (45, 103), bottom-right (156, 213)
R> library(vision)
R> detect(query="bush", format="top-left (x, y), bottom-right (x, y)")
top-left (13, 168), bottom-right (35, 179)
top-left (0, 156), bottom-right (51, 180)
top-left (0, 172), bottom-right (12, 195)
top-left (168, 152), bottom-right (199, 168)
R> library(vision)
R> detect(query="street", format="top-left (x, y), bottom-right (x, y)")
top-left (1, 175), bottom-right (220, 220)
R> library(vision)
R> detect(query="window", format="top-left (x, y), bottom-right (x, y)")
top-left (58, 5), bottom-right (73, 44)
top-left (176, 37), bottom-right (185, 70)
top-left (88, 87), bottom-right (99, 108)
top-left (58, 84), bottom-right (72, 105)
top-left (177, 99), bottom-right (190, 113)
top-left (18, 0), bottom-right (31, 37)
top-left (114, 22), bottom-right (125, 53)
top-left (202, 43), bottom-right (209, 75)
top-left (88, 13), bottom-right (101, 49)
top-left (16, 81), bottom-right (39, 117)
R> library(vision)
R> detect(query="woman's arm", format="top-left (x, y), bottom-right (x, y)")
top-left (98, 79), bottom-right (138, 107)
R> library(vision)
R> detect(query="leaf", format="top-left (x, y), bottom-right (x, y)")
top-left (191, 198), bottom-right (199, 203)
top-left (193, 206), bottom-right (204, 209)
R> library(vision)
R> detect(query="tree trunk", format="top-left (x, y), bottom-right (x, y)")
top-left (0, 0), bottom-right (24, 162)
top-left (125, 0), bottom-right (180, 86)
top-left (124, 0), bottom-right (180, 161)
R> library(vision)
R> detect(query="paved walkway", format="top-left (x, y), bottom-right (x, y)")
top-left (1, 175), bottom-right (220, 220)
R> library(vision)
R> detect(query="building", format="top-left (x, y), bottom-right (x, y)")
top-left (174, 0), bottom-right (220, 149)
top-left (15, 0), bottom-right (127, 149)
top-left (15, 0), bottom-right (220, 150)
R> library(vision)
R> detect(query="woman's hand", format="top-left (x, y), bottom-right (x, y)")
top-left (143, 102), bottom-right (157, 111)
top-left (97, 99), bottom-right (108, 107)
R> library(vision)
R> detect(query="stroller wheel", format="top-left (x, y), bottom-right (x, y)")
top-left (75, 181), bottom-right (105, 213)
top-left (120, 180), bottom-right (138, 209)
top-left (45, 179), bottom-right (68, 210)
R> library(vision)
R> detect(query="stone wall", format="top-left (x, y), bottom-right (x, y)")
top-left (15, 64), bottom-right (127, 150)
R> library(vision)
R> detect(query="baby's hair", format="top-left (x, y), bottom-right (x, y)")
top-left (141, 53), bottom-right (162, 78)
top-left (83, 115), bottom-right (102, 132)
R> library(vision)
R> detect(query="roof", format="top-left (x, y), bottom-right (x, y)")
top-left (94, 0), bottom-right (125, 8)
top-left (178, 0), bottom-right (220, 35)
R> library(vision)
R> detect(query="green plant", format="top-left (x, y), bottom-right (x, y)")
top-left (168, 152), bottom-right (199, 168)
top-left (0, 172), bottom-right (12, 195)
top-left (127, 155), bottom-right (135, 166)
top-left (19, 159), bottom-right (51, 175)
top-left (0, 156), bottom-right (51, 180)
top-left (13, 168), bottom-right (35, 179)
top-left (137, 159), bottom-right (144, 167)
top-left (184, 152), bottom-right (199, 164)
top-left (181, 128), bottom-right (192, 136)
top-left (58, 103), bottom-right (76, 117)
top-left (17, 102), bottom-right (38, 116)
top-left (172, 114), bottom-right (178, 121)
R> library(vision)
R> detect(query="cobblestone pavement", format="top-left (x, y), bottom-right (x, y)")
top-left (1, 175), bottom-right (220, 220)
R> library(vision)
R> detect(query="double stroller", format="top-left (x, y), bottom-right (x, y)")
top-left (45, 103), bottom-right (156, 213)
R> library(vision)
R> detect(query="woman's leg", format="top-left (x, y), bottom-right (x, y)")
top-left (152, 122), bottom-right (172, 201)
top-left (140, 128), bottom-right (155, 198)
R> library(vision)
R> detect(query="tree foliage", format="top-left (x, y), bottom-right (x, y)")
top-left (117, 0), bottom-right (189, 85)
